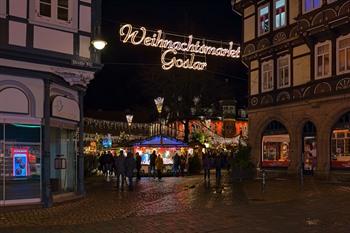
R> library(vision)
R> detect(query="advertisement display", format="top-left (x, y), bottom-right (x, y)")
top-left (331, 129), bottom-right (350, 169)
top-left (303, 136), bottom-right (317, 172)
top-left (262, 134), bottom-right (290, 168)
top-left (12, 148), bottom-right (29, 177)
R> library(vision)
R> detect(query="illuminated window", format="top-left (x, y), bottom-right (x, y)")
top-left (274, 0), bottom-right (286, 29)
top-left (262, 60), bottom-right (274, 92)
top-left (277, 55), bottom-right (290, 88)
top-left (315, 41), bottom-right (331, 79)
top-left (304, 0), bottom-right (321, 13)
top-left (258, 4), bottom-right (270, 36)
top-left (337, 34), bottom-right (350, 75)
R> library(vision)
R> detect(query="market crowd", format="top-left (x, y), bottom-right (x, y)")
top-left (84, 150), bottom-right (233, 191)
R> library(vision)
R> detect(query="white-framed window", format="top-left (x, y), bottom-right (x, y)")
top-left (0, 0), bottom-right (6, 18)
top-left (262, 60), bottom-right (274, 92)
top-left (29, 0), bottom-right (78, 32)
top-left (274, 0), bottom-right (286, 29)
top-left (303, 0), bottom-right (322, 13)
top-left (315, 41), bottom-right (331, 79)
top-left (258, 4), bottom-right (270, 36)
top-left (277, 55), bottom-right (290, 89)
top-left (337, 34), bottom-right (350, 75)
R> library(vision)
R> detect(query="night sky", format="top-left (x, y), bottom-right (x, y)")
top-left (84, 0), bottom-right (247, 122)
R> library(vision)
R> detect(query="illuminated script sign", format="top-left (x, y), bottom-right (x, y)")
top-left (119, 24), bottom-right (240, 71)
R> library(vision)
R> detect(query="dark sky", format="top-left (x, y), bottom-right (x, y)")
top-left (84, 0), bottom-right (247, 121)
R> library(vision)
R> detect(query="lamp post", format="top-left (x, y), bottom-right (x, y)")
top-left (126, 114), bottom-right (133, 136)
top-left (154, 97), bottom-right (164, 144)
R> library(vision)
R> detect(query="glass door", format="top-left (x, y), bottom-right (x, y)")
top-left (0, 124), bottom-right (4, 205)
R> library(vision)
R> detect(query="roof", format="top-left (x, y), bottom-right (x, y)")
top-left (132, 135), bottom-right (188, 147)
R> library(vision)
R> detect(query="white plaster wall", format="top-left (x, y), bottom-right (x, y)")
top-left (9, 0), bottom-right (27, 18)
top-left (33, 26), bottom-right (74, 54)
top-left (79, 5), bottom-right (91, 33)
top-left (0, 74), bottom-right (44, 118)
top-left (0, 88), bottom-right (29, 114)
top-left (0, 0), bottom-right (6, 18)
top-left (79, 36), bottom-right (91, 58)
top-left (9, 21), bottom-right (27, 47)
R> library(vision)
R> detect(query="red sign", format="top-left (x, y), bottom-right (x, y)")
top-left (331, 160), bottom-right (350, 169)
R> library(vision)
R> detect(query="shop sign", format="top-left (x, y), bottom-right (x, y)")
top-left (52, 96), bottom-right (80, 122)
top-left (331, 160), bottom-right (350, 169)
top-left (119, 24), bottom-right (240, 71)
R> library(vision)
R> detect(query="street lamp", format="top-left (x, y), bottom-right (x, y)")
top-left (126, 114), bottom-right (133, 136)
top-left (91, 39), bottom-right (107, 50)
top-left (154, 97), bottom-right (164, 143)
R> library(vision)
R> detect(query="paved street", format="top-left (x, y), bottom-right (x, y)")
top-left (1, 172), bottom-right (350, 233)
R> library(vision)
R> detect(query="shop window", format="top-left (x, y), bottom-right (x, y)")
top-left (30, 0), bottom-right (77, 31)
top-left (258, 4), bottom-right (270, 36)
top-left (277, 55), bottom-right (290, 89)
top-left (315, 41), bottom-right (331, 79)
top-left (261, 121), bottom-right (290, 168)
top-left (303, 0), bottom-right (321, 13)
top-left (261, 60), bottom-right (274, 92)
top-left (274, 0), bottom-right (286, 29)
top-left (337, 34), bottom-right (350, 75)
top-left (331, 111), bottom-right (350, 169)
top-left (302, 122), bottom-right (317, 174)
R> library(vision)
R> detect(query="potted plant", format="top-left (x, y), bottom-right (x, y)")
top-left (231, 144), bottom-right (255, 181)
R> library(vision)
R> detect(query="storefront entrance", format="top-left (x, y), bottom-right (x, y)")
top-left (302, 122), bottom-right (317, 175)
top-left (331, 111), bottom-right (350, 169)
top-left (0, 123), bottom-right (41, 206)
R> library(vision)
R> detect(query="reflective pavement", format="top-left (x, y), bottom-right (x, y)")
top-left (1, 172), bottom-right (350, 232)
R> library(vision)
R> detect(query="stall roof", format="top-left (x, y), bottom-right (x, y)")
top-left (133, 135), bottom-right (188, 147)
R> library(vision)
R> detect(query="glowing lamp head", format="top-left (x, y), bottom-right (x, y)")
top-left (91, 39), bottom-right (107, 50)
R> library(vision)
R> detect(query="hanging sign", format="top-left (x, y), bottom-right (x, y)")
top-left (119, 24), bottom-right (240, 71)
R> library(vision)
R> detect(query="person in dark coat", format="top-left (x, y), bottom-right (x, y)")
top-left (202, 152), bottom-right (211, 181)
top-left (149, 150), bottom-right (157, 178)
top-left (135, 152), bottom-right (142, 180)
top-left (125, 152), bottom-right (136, 190)
top-left (99, 151), bottom-right (107, 175)
top-left (114, 150), bottom-right (126, 190)
top-left (173, 153), bottom-right (180, 176)
top-left (215, 153), bottom-right (223, 184)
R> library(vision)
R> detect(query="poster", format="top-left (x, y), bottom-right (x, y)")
top-left (303, 137), bottom-right (317, 171)
top-left (12, 148), bottom-right (29, 177)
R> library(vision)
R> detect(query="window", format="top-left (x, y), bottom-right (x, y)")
top-left (258, 4), bottom-right (270, 36)
top-left (315, 41), bottom-right (331, 79)
top-left (262, 60), bottom-right (274, 92)
top-left (30, 0), bottom-right (77, 31)
top-left (274, 0), bottom-right (286, 29)
top-left (277, 55), bottom-right (290, 88)
top-left (304, 0), bottom-right (321, 13)
top-left (337, 34), bottom-right (350, 75)
top-left (0, 0), bottom-right (6, 18)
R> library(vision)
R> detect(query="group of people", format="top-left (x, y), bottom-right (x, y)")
top-left (98, 150), bottom-right (142, 190)
top-left (172, 153), bottom-right (187, 176)
top-left (148, 151), bottom-right (165, 180)
top-left (202, 151), bottom-right (231, 184)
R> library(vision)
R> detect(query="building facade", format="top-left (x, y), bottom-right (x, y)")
top-left (232, 0), bottom-right (350, 176)
top-left (0, 0), bottom-right (101, 206)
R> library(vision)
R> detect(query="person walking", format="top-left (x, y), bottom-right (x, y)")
top-left (215, 152), bottom-right (223, 185)
top-left (202, 152), bottom-right (211, 182)
top-left (114, 150), bottom-right (126, 190)
top-left (180, 154), bottom-right (186, 176)
top-left (173, 153), bottom-right (180, 176)
top-left (155, 154), bottom-right (164, 180)
top-left (135, 152), bottom-right (142, 180)
top-left (125, 152), bottom-right (136, 191)
top-left (149, 150), bottom-right (157, 178)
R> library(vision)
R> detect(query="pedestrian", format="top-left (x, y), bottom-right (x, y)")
top-left (135, 152), bottom-right (142, 180)
top-left (125, 152), bottom-right (136, 190)
top-left (114, 150), bottom-right (126, 190)
top-left (149, 150), bottom-right (157, 178)
top-left (156, 154), bottom-right (164, 180)
top-left (202, 152), bottom-right (211, 181)
top-left (99, 151), bottom-right (107, 175)
top-left (180, 154), bottom-right (186, 176)
top-left (106, 150), bottom-right (114, 174)
top-left (215, 153), bottom-right (223, 184)
top-left (173, 153), bottom-right (180, 176)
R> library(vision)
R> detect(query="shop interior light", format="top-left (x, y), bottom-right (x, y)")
top-left (91, 39), bottom-right (107, 50)
top-left (12, 124), bottom-right (41, 128)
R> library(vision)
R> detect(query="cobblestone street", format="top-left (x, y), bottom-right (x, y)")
top-left (1, 173), bottom-right (350, 233)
